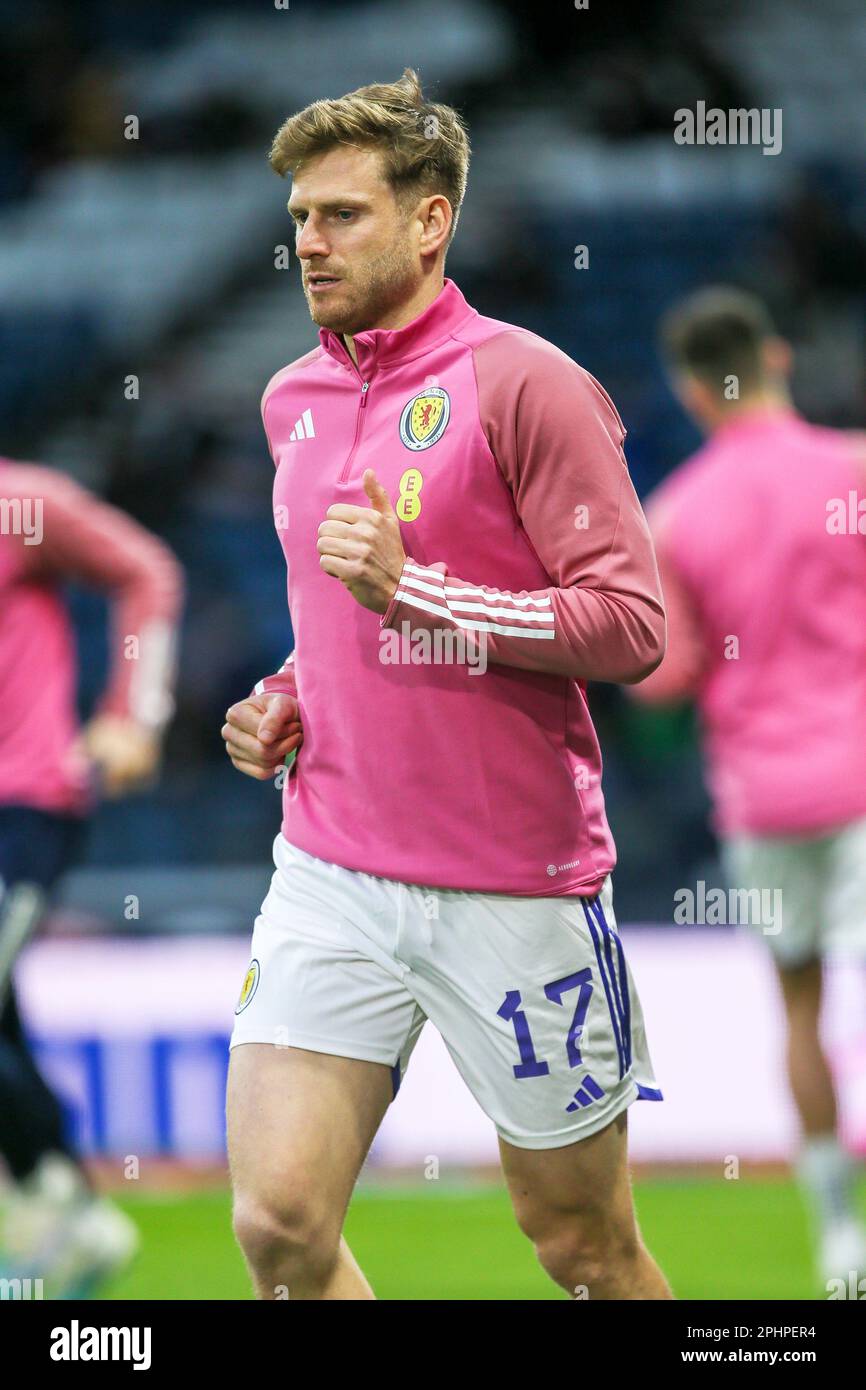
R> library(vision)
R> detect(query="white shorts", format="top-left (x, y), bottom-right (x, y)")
top-left (722, 815), bottom-right (866, 968)
top-left (230, 834), bottom-right (662, 1149)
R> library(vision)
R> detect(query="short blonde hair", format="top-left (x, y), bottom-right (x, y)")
top-left (269, 68), bottom-right (470, 246)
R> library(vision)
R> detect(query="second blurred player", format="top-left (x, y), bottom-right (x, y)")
top-left (636, 287), bottom-right (866, 1286)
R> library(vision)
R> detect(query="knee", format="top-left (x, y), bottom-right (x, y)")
top-left (232, 1190), bottom-right (338, 1289)
top-left (522, 1207), bottom-right (640, 1295)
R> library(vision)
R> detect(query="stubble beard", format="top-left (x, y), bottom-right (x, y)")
top-left (306, 233), bottom-right (418, 337)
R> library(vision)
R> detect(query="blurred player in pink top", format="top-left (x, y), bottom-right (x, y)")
top-left (635, 287), bottom-right (866, 1286)
top-left (0, 457), bottom-right (183, 1294)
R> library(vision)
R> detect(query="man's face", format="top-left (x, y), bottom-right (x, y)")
top-left (288, 145), bottom-right (420, 335)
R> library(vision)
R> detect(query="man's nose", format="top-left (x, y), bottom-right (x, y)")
top-left (297, 217), bottom-right (329, 261)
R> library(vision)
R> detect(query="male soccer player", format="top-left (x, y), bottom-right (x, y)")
top-left (223, 69), bottom-right (670, 1301)
top-left (634, 287), bottom-right (866, 1284)
top-left (0, 458), bottom-right (183, 1294)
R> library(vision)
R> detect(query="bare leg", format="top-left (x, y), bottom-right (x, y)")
top-left (500, 1110), bottom-right (672, 1299)
top-left (227, 1043), bottom-right (393, 1300)
top-left (775, 956), bottom-right (865, 1276)
top-left (775, 957), bottom-right (836, 1135)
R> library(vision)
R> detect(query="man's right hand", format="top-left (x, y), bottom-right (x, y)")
top-left (222, 692), bottom-right (303, 780)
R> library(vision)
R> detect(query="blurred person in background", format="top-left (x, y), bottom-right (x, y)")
top-left (0, 456), bottom-right (184, 1296)
top-left (634, 287), bottom-right (866, 1286)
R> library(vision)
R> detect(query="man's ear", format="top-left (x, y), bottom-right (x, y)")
top-left (418, 194), bottom-right (451, 257)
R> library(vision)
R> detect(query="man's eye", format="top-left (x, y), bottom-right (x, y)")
top-left (336, 210), bottom-right (354, 221)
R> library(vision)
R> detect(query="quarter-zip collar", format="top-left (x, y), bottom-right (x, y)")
top-left (318, 277), bottom-right (476, 379)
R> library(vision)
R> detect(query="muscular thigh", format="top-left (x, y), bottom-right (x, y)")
top-left (227, 1043), bottom-right (393, 1223)
top-left (500, 1110), bottom-right (635, 1243)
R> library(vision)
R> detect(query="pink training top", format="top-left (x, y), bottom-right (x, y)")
top-left (635, 408), bottom-right (866, 837)
top-left (0, 460), bottom-right (184, 816)
top-left (254, 278), bottom-right (665, 895)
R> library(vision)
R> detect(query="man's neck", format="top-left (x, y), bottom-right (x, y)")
top-left (342, 274), bottom-right (445, 367)
top-left (708, 387), bottom-right (792, 434)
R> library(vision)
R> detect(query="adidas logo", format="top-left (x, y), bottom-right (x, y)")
top-left (566, 1074), bottom-right (606, 1112)
top-left (289, 408), bottom-right (315, 441)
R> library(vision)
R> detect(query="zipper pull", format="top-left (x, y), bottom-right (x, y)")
top-left (360, 381), bottom-right (369, 406)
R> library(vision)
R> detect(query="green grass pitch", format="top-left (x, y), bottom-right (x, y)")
top-left (99, 1174), bottom-right (866, 1300)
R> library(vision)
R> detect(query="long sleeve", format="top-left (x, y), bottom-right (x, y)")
top-left (630, 496), bottom-right (708, 704)
top-left (255, 367), bottom-right (301, 704)
top-left (380, 332), bottom-right (666, 684)
top-left (15, 464), bottom-right (184, 730)
top-left (250, 651), bottom-right (296, 700)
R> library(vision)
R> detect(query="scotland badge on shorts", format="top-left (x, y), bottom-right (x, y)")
top-left (235, 959), bottom-right (260, 1014)
top-left (399, 387), bottom-right (450, 451)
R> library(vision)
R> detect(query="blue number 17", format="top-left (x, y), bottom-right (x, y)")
top-left (497, 968), bottom-right (594, 1078)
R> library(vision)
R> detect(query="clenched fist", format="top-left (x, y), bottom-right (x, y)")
top-left (222, 691), bottom-right (303, 780)
top-left (68, 714), bottom-right (162, 799)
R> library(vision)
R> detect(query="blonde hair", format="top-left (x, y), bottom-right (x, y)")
top-left (269, 68), bottom-right (470, 247)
